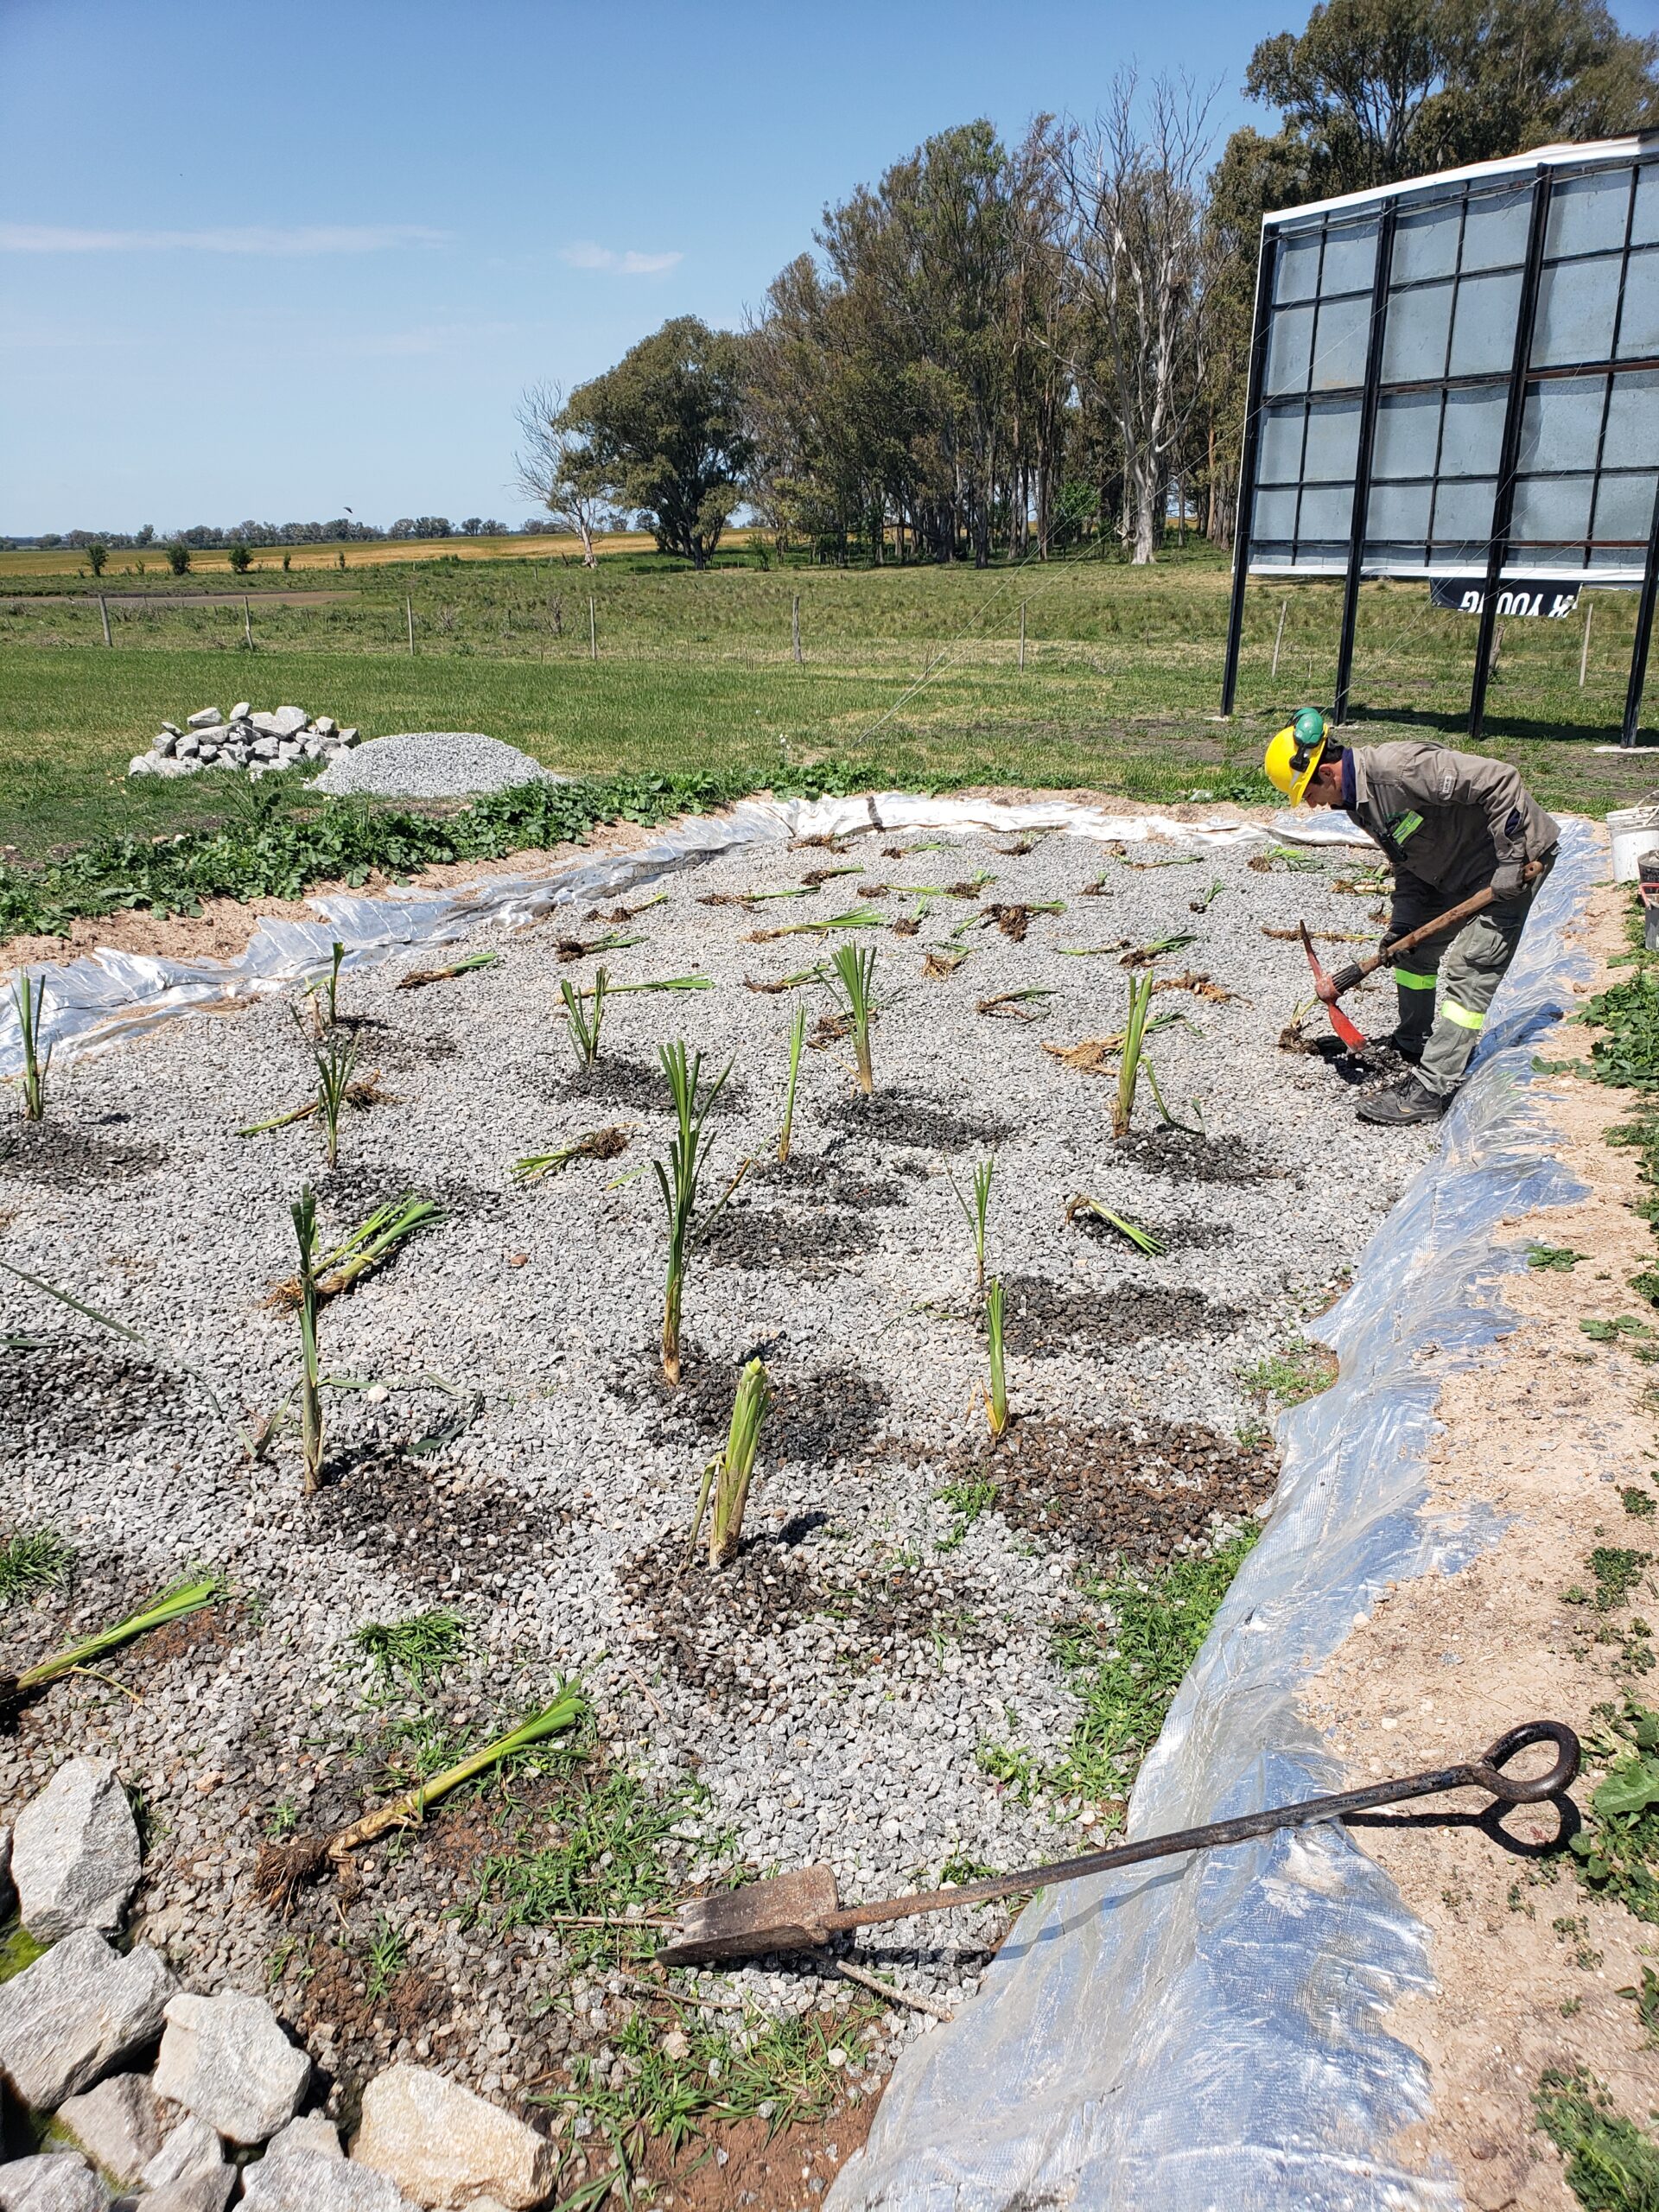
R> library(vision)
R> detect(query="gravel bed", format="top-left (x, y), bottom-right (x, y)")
top-left (311, 729), bottom-right (551, 798)
top-left (0, 817), bottom-right (1434, 2115)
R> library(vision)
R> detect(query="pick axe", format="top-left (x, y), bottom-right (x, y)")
top-left (1299, 861), bottom-right (1544, 1052)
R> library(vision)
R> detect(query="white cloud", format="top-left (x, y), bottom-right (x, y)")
top-left (558, 240), bottom-right (682, 275)
top-left (0, 223), bottom-right (448, 255)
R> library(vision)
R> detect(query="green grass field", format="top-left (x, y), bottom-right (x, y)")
top-left (3, 542), bottom-right (1653, 859)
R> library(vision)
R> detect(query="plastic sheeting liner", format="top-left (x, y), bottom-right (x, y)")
top-left (828, 817), bottom-right (1601, 2212)
top-left (0, 791), bottom-right (1297, 1077)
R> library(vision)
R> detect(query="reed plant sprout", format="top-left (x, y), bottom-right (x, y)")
top-left (309, 940), bottom-right (346, 1027)
top-left (272, 1192), bottom-right (443, 1305)
top-left (310, 1025), bottom-right (360, 1167)
top-left (1114, 973), bottom-right (1156, 1138)
top-left (654, 1041), bottom-right (733, 1384)
top-left (689, 1357), bottom-right (771, 1567)
top-left (291, 1186), bottom-right (324, 1494)
top-left (511, 1126), bottom-right (632, 1185)
top-left (397, 950), bottom-right (499, 991)
top-left (10, 973), bottom-right (49, 1122)
top-left (779, 1005), bottom-right (806, 1164)
top-left (950, 1156), bottom-right (995, 1297)
top-left (1065, 1194), bottom-right (1165, 1255)
top-left (560, 966), bottom-right (607, 1068)
top-left (827, 943), bottom-right (880, 1094)
top-left (984, 1279), bottom-right (1009, 1440)
top-left (1, 1573), bottom-right (223, 1713)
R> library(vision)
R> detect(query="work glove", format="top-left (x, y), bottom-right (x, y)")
top-left (1491, 860), bottom-right (1527, 900)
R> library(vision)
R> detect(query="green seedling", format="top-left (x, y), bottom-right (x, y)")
top-left (751, 906), bottom-right (886, 941)
top-left (984, 1278), bottom-right (1009, 1440)
top-left (1533, 2066), bottom-right (1659, 2209)
top-left (779, 1005), bottom-right (806, 1165)
top-left (653, 1042), bottom-right (733, 1384)
top-left (10, 973), bottom-right (49, 1122)
top-left (274, 1192), bottom-right (443, 1304)
top-left (560, 966), bottom-right (607, 1067)
top-left (690, 1357), bottom-right (772, 1567)
top-left (1065, 1193), bottom-right (1165, 1255)
top-left (1, 1573), bottom-right (223, 1711)
top-left (827, 942), bottom-right (880, 1093)
top-left (363, 1915), bottom-right (411, 2001)
top-left (291, 1186), bottom-right (324, 1495)
top-left (976, 988), bottom-right (1055, 1020)
top-left (0, 1529), bottom-right (73, 1609)
top-left (576, 975), bottom-right (713, 996)
top-left (1582, 1315), bottom-right (1654, 1342)
top-left (1189, 879), bottom-right (1227, 914)
top-left (1114, 972), bottom-right (1156, 1138)
top-left (743, 963), bottom-right (829, 995)
top-left (353, 1609), bottom-right (467, 1690)
top-left (397, 950), bottom-right (499, 990)
top-left (950, 1156), bottom-right (995, 1296)
top-left (309, 1023), bottom-right (359, 1168)
top-left (511, 1126), bottom-right (632, 1185)
top-left (1122, 932), bottom-right (1199, 969)
top-left (308, 940), bottom-right (346, 1026)
top-left (1527, 1245), bottom-right (1585, 1271)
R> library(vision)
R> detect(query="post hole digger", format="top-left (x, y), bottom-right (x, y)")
top-left (1265, 712), bottom-right (1560, 1125)
top-left (656, 1721), bottom-right (1577, 1966)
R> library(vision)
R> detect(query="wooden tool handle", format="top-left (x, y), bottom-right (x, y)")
top-left (1360, 861), bottom-right (1543, 982)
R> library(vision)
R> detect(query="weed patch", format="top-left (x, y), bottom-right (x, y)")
top-left (0, 1529), bottom-right (73, 1608)
top-left (1534, 2065), bottom-right (1659, 2210)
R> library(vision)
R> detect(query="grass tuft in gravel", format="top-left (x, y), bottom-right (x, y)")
top-left (0, 1528), bottom-right (73, 1608)
top-left (690, 1357), bottom-right (772, 1568)
top-left (352, 1607), bottom-right (467, 1690)
top-left (561, 966), bottom-right (608, 1068)
top-left (950, 1156), bottom-right (996, 1299)
top-left (310, 1022), bottom-right (359, 1169)
top-left (1533, 2064), bottom-right (1659, 2211)
top-left (10, 973), bottom-right (49, 1122)
top-left (827, 942), bottom-right (880, 1094)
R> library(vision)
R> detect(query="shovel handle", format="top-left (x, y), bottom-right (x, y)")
top-left (1353, 861), bottom-right (1544, 987)
top-left (822, 1721), bottom-right (1579, 1935)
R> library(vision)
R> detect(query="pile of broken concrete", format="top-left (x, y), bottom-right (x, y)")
top-left (128, 706), bottom-right (360, 783)
top-left (0, 1759), bottom-right (558, 2210)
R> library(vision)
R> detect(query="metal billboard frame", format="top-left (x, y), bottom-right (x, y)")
top-left (1220, 135), bottom-right (1659, 747)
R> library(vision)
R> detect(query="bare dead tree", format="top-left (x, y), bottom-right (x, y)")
top-left (513, 380), bottom-right (615, 569)
top-left (1058, 74), bottom-right (1217, 564)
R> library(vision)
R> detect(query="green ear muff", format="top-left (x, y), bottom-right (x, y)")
top-left (1293, 706), bottom-right (1328, 750)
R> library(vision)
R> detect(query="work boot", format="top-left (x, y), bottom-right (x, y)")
top-left (1377, 1027), bottom-right (1426, 1065)
top-left (1357, 1075), bottom-right (1450, 1127)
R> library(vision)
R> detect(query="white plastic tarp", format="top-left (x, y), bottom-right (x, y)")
top-left (828, 817), bottom-right (1601, 2212)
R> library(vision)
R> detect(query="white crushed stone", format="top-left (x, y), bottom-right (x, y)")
top-left (312, 731), bottom-right (551, 800)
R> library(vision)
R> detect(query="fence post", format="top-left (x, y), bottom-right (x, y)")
top-left (589, 595), bottom-right (597, 661)
top-left (1270, 598), bottom-right (1288, 678)
top-left (243, 594), bottom-right (252, 648)
top-left (99, 594), bottom-right (111, 647)
top-left (792, 594), bottom-right (802, 665)
top-left (1580, 599), bottom-right (1593, 689)
top-left (406, 597), bottom-right (415, 657)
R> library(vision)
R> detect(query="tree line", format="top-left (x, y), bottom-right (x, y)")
top-left (522, 0), bottom-right (1658, 569)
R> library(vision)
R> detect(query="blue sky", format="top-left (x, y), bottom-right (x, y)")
top-left (4, 0), bottom-right (1656, 533)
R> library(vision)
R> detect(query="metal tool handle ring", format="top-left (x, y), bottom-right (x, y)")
top-left (1469, 1720), bottom-right (1580, 1804)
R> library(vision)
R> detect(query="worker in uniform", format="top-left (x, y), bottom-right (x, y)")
top-left (1263, 709), bottom-right (1559, 1128)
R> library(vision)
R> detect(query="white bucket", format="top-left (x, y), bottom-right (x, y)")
top-left (1608, 801), bottom-right (1659, 882)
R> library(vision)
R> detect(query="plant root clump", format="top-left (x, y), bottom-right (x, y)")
top-left (958, 1416), bottom-right (1278, 1568)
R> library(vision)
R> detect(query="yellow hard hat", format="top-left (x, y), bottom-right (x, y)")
top-left (1263, 707), bottom-right (1330, 804)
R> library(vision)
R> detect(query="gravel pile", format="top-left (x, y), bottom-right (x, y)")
top-left (0, 816), bottom-right (1436, 2126)
top-left (311, 730), bottom-right (551, 800)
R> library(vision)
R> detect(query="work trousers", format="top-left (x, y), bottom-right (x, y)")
top-left (1388, 862), bottom-right (1548, 1097)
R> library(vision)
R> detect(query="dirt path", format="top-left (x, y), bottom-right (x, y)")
top-left (1307, 880), bottom-right (1659, 2209)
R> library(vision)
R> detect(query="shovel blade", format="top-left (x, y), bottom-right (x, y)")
top-left (1297, 924), bottom-right (1369, 1052)
top-left (656, 1865), bottom-right (841, 1965)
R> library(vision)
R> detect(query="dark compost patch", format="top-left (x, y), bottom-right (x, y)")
top-left (0, 1120), bottom-right (165, 1188)
top-left (999, 1274), bottom-right (1242, 1359)
top-left (299, 1455), bottom-right (572, 1595)
top-left (0, 1341), bottom-right (188, 1453)
top-left (1109, 1128), bottom-right (1285, 1186)
top-left (827, 1091), bottom-right (1014, 1154)
top-left (613, 1351), bottom-right (892, 1468)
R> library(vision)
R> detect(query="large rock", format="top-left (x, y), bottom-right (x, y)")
top-left (0, 1929), bottom-right (173, 2107)
top-left (55, 2067), bottom-right (163, 2182)
top-left (246, 2145), bottom-right (417, 2212)
top-left (231, 701), bottom-right (251, 720)
top-left (352, 2066), bottom-right (557, 2210)
top-left (251, 706), bottom-right (308, 741)
top-left (0, 2153), bottom-right (102, 2212)
top-left (0, 1825), bottom-right (11, 1916)
top-left (154, 1987), bottom-right (310, 2145)
top-left (12, 1758), bottom-right (143, 1941)
top-left (187, 707), bottom-right (223, 729)
top-left (141, 2113), bottom-right (233, 2212)
top-left (264, 2112), bottom-right (344, 2162)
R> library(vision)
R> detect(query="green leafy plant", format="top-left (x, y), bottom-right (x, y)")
top-left (984, 1278), bottom-right (1008, 1440)
top-left (1533, 2065), bottom-right (1659, 2210)
top-left (511, 1126), bottom-right (631, 1185)
top-left (1568, 1700), bottom-right (1659, 1922)
top-left (273, 1192), bottom-right (443, 1305)
top-left (10, 973), bottom-right (49, 1122)
top-left (950, 1156), bottom-right (995, 1296)
top-left (353, 1609), bottom-right (467, 1690)
top-left (653, 1042), bottom-right (733, 1384)
top-left (1618, 1962), bottom-right (1659, 2046)
top-left (1528, 1244), bottom-right (1586, 1271)
top-left (1065, 1193), bottom-right (1165, 1255)
top-left (1582, 1314), bottom-right (1653, 1343)
top-left (1, 1573), bottom-right (223, 1710)
top-left (827, 941), bottom-right (880, 1094)
top-left (779, 1004), bottom-right (806, 1164)
top-left (1242, 1343), bottom-right (1336, 1408)
top-left (690, 1357), bottom-right (771, 1567)
top-left (561, 965), bottom-right (608, 1068)
top-left (0, 1529), bottom-right (73, 1609)
top-left (1114, 972), bottom-right (1156, 1138)
top-left (308, 1024), bottom-right (359, 1168)
top-left (290, 1186), bottom-right (324, 1494)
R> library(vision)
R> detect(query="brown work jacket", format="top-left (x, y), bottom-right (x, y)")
top-left (1346, 741), bottom-right (1560, 900)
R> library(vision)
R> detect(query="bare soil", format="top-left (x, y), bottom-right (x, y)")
top-left (1309, 880), bottom-right (1659, 2209)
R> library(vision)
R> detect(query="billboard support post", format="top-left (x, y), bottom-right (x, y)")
top-left (1467, 168), bottom-right (1553, 744)
top-left (1333, 203), bottom-right (1398, 728)
top-left (1219, 233), bottom-right (1278, 718)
